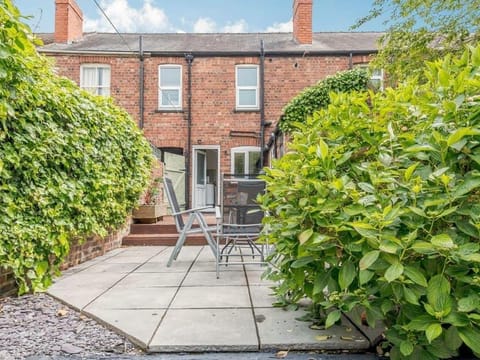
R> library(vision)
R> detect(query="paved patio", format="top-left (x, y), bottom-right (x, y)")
top-left (48, 246), bottom-right (374, 353)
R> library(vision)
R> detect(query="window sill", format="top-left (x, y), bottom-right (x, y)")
top-left (234, 108), bottom-right (260, 113)
top-left (155, 109), bottom-right (184, 113)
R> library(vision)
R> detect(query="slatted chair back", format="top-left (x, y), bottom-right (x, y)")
top-left (163, 177), bottom-right (185, 232)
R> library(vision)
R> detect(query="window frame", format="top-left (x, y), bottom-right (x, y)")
top-left (355, 63), bottom-right (384, 91)
top-left (231, 146), bottom-right (261, 176)
top-left (80, 64), bottom-right (111, 96)
top-left (158, 64), bottom-right (183, 110)
top-left (235, 64), bottom-right (259, 110)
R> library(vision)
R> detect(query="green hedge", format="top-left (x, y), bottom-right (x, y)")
top-left (0, 0), bottom-right (153, 294)
top-left (261, 45), bottom-right (480, 359)
top-left (279, 68), bottom-right (369, 132)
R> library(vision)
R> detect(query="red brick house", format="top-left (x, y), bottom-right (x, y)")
top-left (39, 0), bottom-right (381, 209)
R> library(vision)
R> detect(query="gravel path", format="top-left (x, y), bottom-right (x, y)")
top-left (0, 293), bottom-right (143, 359)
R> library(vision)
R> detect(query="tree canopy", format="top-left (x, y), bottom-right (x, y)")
top-left (353, 0), bottom-right (480, 83)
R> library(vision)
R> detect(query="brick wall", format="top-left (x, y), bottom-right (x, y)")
top-left (47, 51), bottom-right (371, 203)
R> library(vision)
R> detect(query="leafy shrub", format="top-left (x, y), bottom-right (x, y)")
top-left (260, 45), bottom-right (480, 359)
top-left (279, 68), bottom-right (369, 132)
top-left (0, 1), bottom-right (153, 294)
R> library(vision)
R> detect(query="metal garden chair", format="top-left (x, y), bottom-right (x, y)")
top-left (163, 177), bottom-right (218, 267)
top-left (215, 174), bottom-right (267, 277)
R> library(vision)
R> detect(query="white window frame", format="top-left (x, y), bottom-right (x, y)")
top-left (356, 64), bottom-right (384, 91)
top-left (235, 65), bottom-right (259, 110)
top-left (80, 64), bottom-right (111, 96)
top-left (231, 146), bottom-right (261, 175)
top-left (158, 64), bottom-right (182, 110)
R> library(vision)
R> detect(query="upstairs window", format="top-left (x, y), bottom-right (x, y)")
top-left (236, 65), bottom-right (259, 109)
top-left (80, 64), bottom-right (110, 96)
top-left (159, 65), bottom-right (182, 109)
top-left (231, 146), bottom-right (261, 176)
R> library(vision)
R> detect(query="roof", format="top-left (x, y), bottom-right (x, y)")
top-left (37, 32), bottom-right (383, 56)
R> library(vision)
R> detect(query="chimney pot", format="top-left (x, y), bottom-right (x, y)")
top-left (55, 0), bottom-right (83, 43)
top-left (293, 0), bottom-right (313, 44)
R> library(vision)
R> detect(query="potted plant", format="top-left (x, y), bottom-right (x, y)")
top-left (132, 177), bottom-right (166, 223)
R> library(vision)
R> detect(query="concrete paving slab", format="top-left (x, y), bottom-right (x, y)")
top-left (183, 270), bottom-right (247, 286)
top-left (149, 308), bottom-right (258, 352)
top-left (48, 287), bottom-right (107, 310)
top-left (85, 308), bottom-right (165, 348)
top-left (191, 261), bottom-right (239, 272)
top-left (80, 262), bottom-right (143, 273)
top-left (115, 272), bottom-right (186, 288)
top-left (85, 286), bottom-right (177, 310)
top-left (51, 272), bottom-right (126, 290)
top-left (170, 286), bottom-right (251, 308)
top-left (255, 308), bottom-right (369, 351)
top-left (101, 254), bottom-right (156, 264)
top-left (246, 270), bottom-right (276, 286)
top-left (120, 246), bottom-right (168, 254)
top-left (249, 285), bottom-right (277, 308)
top-left (136, 261), bottom-right (192, 273)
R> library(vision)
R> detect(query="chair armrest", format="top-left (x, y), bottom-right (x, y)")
top-left (172, 206), bottom-right (214, 216)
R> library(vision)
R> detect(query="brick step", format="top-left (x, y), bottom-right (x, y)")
top-left (130, 223), bottom-right (178, 234)
top-left (130, 215), bottom-right (217, 235)
top-left (122, 233), bottom-right (208, 246)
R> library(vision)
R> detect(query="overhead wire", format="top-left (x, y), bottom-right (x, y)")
top-left (92, 0), bottom-right (134, 52)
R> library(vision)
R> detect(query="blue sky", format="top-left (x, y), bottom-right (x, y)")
top-left (13, 0), bottom-right (388, 34)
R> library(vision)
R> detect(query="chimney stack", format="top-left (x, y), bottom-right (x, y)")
top-left (55, 0), bottom-right (83, 43)
top-left (293, 0), bottom-right (313, 44)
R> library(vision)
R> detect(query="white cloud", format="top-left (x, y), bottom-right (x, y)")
top-left (223, 19), bottom-right (248, 33)
top-left (265, 18), bottom-right (293, 32)
top-left (85, 0), bottom-right (171, 32)
top-left (192, 17), bottom-right (217, 33)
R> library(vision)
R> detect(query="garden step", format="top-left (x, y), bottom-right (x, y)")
top-left (122, 233), bottom-right (208, 247)
top-left (130, 223), bottom-right (178, 234)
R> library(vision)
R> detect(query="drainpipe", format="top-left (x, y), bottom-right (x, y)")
top-left (139, 35), bottom-right (145, 129)
top-left (185, 53), bottom-right (194, 208)
top-left (259, 40), bottom-right (266, 169)
top-left (349, 52), bottom-right (353, 69)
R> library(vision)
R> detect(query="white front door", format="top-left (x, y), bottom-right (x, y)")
top-left (194, 150), bottom-right (207, 207)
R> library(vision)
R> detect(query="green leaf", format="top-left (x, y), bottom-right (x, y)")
top-left (379, 241), bottom-right (400, 254)
top-left (404, 266), bottom-right (428, 287)
top-left (409, 206), bottom-right (427, 218)
top-left (325, 310), bottom-right (342, 328)
top-left (318, 139), bottom-right (329, 159)
top-left (458, 326), bottom-right (480, 354)
top-left (447, 127), bottom-right (480, 147)
top-left (411, 241), bottom-right (435, 254)
top-left (359, 250), bottom-right (380, 270)
top-left (426, 323), bottom-right (442, 343)
top-left (445, 326), bottom-right (463, 351)
top-left (458, 295), bottom-right (479, 312)
top-left (384, 262), bottom-right (404, 282)
top-left (359, 269), bottom-right (374, 285)
top-left (400, 340), bottom-right (414, 356)
top-left (298, 229), bottom-right (313, 245)
top-left (452, 175), bottom-right (480, 199)
top-left (291, 256), bottom-right (315, 268)
top-left (338, 261), bottom-right (356, 290)
top-left (404, 163), bottom-right (418, 181)
top-left (427, 275), bottom-right (451, 313)
top-left (35, 261), bottom-right (49, 277)
top-left (404, 314), bottom-right (435, 331)
top-left (430, 234), bottom-right (455, 249)
top-left (403, 286), bottom-right (420, 305)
